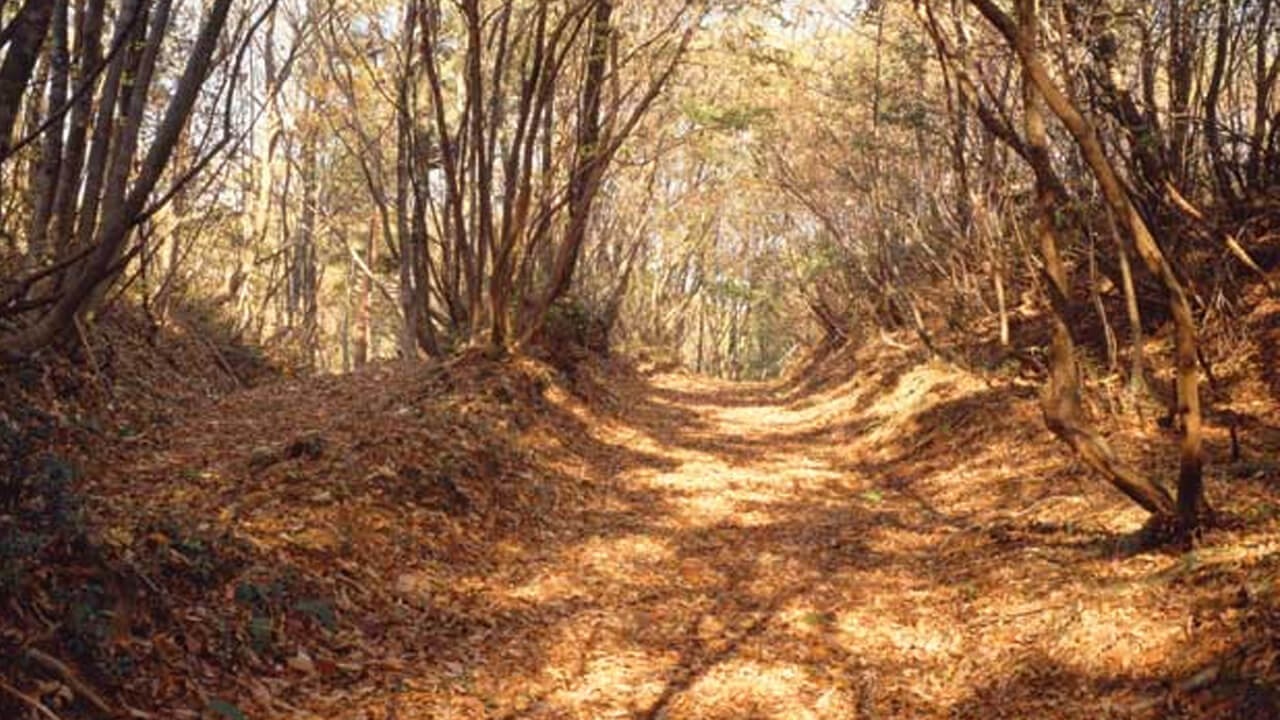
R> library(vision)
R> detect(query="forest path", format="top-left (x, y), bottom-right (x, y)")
top-left (375, 363), bottom-right (1238, 720)
top-left (468, 372), bottom-right (907, 719)
top-left (96, 353), bottom-right (1279, 719)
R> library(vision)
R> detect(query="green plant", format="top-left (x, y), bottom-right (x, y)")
top-left (0, 453), bottom-right (83, 600)
top-left (295, 597), bottom-right (337, 631)
top-left (207, 698), bottom-right (249, 720)
top-left (0, 525), bottom-right (43, 597)
top-left (1, 405), bottom-right (57, 511)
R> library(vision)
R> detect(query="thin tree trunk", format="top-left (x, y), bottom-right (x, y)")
top-left (49, 0), bottom-right (106, 262)
top-left (356, 215), bottom-right (374, 367)
top-left (1, 0), bottom-right (235, 356)
top-left (294, 125), bottom-right (319, 367)
top-left (25, 0), bottom-right (69, 267)
top-left (0, 0), bottom-right (56, 158)
top-left (1018, 0), bottom-right (1175, 517)
top-left (1109, 206), bottom-right (1148, 405)
top-left (973, 0), bottom-right (1205, 534)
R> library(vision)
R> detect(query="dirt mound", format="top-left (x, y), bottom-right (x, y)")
top-left (0, 346), bottom-right (631, 718)
top-left (771, 337), bottom-right (1280, 718)
top-left (2, 302), bottom-right (274, 520)
top-left (0, 302), bottom-right (280, 718)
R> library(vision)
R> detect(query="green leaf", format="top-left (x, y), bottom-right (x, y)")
top-left (294, 598), bottom-right (337, 630)
top-left (249, 614), bottom-right (273, 652)
top-left (234, 582), bottom-right (262, 606)
top-left (207, 698), bottom-right (248, 720)
top-left (861, 490), bottom-right (884, 504)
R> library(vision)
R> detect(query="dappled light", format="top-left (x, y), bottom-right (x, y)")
top-left (18, 342), bottom-right (1263, 718)
top-left (2, 0), bottom-right (1279, 717)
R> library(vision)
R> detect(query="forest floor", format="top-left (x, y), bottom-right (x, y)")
top-left (4, 311), bottom-right (1280, 719)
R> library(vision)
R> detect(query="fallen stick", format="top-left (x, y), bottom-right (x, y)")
top-left (0, 677), bottom-right (64, 720)
top-left (73, 316), bottom-right (112, 399)
top-left (24, 647), bottom-right (114, 717)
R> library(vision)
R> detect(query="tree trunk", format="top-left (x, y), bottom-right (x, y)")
top-left (0, 0), bottom-right (55, 159)
top-left (973, 0), bottom-right (1205, 534)
top-left (1017, 0), bottom-right (1175, 517)
top-left (0, 0), bottom-right (235, 357)
top-left (24, 0), bottom-right (69, 268)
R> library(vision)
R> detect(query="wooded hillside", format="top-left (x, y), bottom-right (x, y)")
top-left (1, 0), bottom-right (1278, 717)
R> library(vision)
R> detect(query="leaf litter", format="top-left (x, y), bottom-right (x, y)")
top-left (2, 330), bottom-right (1279, 718)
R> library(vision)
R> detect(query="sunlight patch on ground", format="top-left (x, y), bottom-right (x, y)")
top-left (598, 423), bottom-right (680, 458)
top-left (577, 534), bottom-right (677, 581)
top-left (503, 567), bottom-right (590, 605)
top-left (867, 526), bottom-right (950, 556)
top-left (632, 451), bottom-right (846, 530)
top-left (505, 533), bottom-right (675, 602)
top-left (666, 659), bottom-right (859, 719)
top-left (546, 650), bottom-right (673, 717)
top-left (830, 601), bottom-right (965, 665)
top-left (670, 490), bottom-right (749, 527)
top-left (1049, 604), bottom-right (1187, 675)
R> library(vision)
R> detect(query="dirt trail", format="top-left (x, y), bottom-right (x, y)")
top-left (357, 362), bottom-right (1274, 719)
top-left (89, 352), bottom-right (1280, 719)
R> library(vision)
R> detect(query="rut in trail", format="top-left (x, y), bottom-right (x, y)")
top-left (95, 347), bottom-right (1279, 719)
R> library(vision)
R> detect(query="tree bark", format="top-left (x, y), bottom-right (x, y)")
top-left (24, 0), bottom-right (69, 267)
top-left (0, 0), bottom-right (55, 159)
top-left (1, 0), bottom-right (235, 357)
top-left (972, 0), bottom-right (1204, 531)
